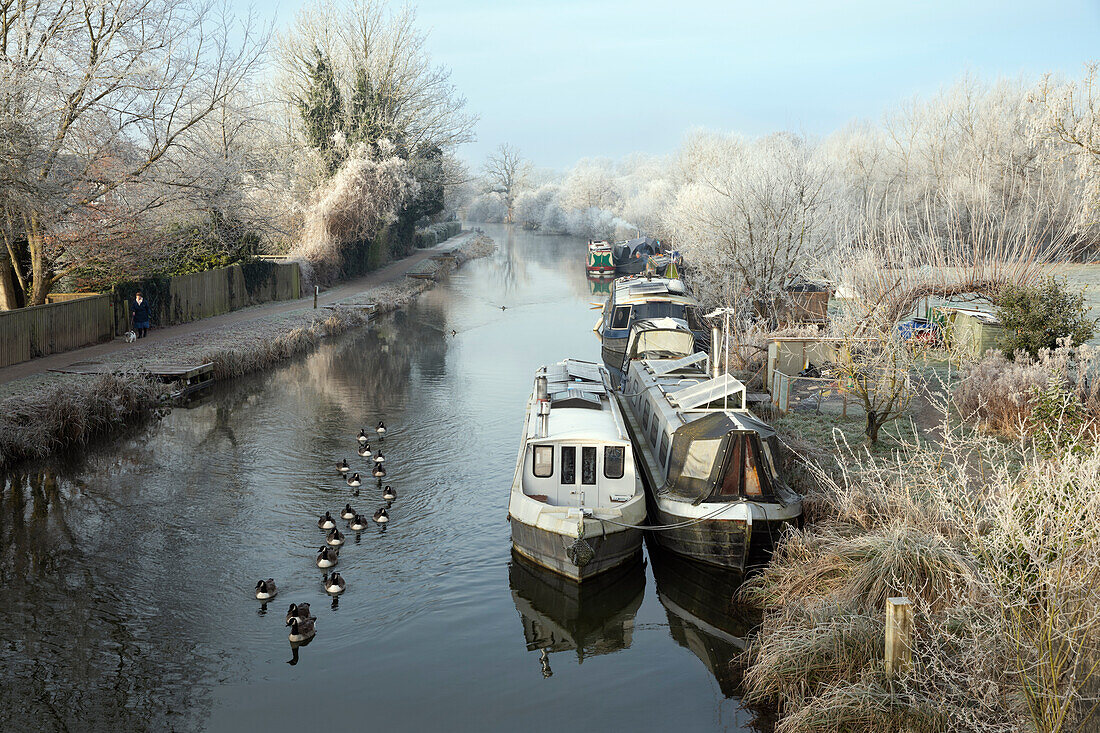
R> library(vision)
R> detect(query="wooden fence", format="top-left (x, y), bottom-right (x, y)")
top-left (0, 262), bottom-right (301, 369)
top-left (0, 294), bottom-right (114, 367)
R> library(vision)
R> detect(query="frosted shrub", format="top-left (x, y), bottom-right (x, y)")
top-left (953, 341), bottom-right (1100, 439)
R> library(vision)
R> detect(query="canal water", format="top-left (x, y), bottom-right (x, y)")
top-left (0, 223), bottom-right (770, 732)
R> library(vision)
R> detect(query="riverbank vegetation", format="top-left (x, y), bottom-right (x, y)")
top-left (0, 0), bottom-right (472, 310)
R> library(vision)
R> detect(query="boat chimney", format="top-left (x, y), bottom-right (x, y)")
top-left (711, 326), bottom-right (721, 378)
top-left (536, 370), bottom-right (550, 437)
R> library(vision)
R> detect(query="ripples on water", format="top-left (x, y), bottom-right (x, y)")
top-left (0, 224), bottom-right (773, 732)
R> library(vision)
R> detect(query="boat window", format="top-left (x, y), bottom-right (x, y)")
top-left (659, 434), bottom-right (670, 467)
top-left (604, 446), bottom-right (625, 479)
top-left (581, 447), bottom-right (597, 484)
top-left (561, 446), bottom-right (576, 484)
top-left (642, 402), bottom-right (651, 428)
top-left (633, 301), bottom-right (678, 320)
top-left (533, 445), bottom-right (553, 478)
top-left (649, 420), bottom-right (658, 447)
top-left (681, 438), bottom-right (722, 481)
top-left (610, 306), bottom-right (631, 329)
top-left (744, 438), bottom-right (764, 496)
top-left (716, 436), bottom-right (743, 496)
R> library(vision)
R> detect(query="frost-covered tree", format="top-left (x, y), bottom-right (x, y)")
top-left (482, 144), bottom-right (530, 223)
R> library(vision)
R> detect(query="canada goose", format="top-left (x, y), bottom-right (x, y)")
top-left (357, 443), bottom-right (371, 458)
top-left (316, 546), bottom-right (339, 568)
top-left (373, 452), bottom-right (385, 464)
top-left (337, 458), bottom-right (350, 473)
top-left (318, 512), bottom-right (336, 530)
top-left (346, 473), bottom-right (362, 488)
top-left (285, 603), bottom-right (312, 625)
top-left (323, 572), bottom-right (346, 595)
top-left (372, 465), bottom-right (386, 479)
top-left (287, 616), bottom-right (316, 643)
top-left (382, 485), bottom-right (396, 501)
top-left (450, 329), bottom-right (457, 336)
top-left (326, 527), bottom-right (345, 547)
top-left (373, 508), bottom-right (389, 524)
top-left (501, 305), bottom-right (507, 311)
top-left (357, 429), bottom-right (369, 444)
top-left (341, 503), bottom-right (356, 520)
top-left (255, 578), bottom-right (278, 600)
top-left (376, 421), bottom-right (386, 438)
top-left (349, 514), bottom-right (368, 531)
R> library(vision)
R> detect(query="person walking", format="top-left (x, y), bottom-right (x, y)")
top-left (131, 291), bottom-right (151, 338)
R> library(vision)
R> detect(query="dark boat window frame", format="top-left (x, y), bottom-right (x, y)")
top-left (561, 446), bottom-right (576, 484)
top-left (610, 305), bottom-right (631, 329)
top-left (533, 445), bottom-right (554, 478)
top-left (659, 433), bottom-right (670, 468)
top-left (581, 446), bottom-right (597, 485)
top-left (604, 446), bottom-right (625, 479)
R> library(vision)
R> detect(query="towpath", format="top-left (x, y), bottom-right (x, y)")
top-left (0, 232), bottom-right (477, 388)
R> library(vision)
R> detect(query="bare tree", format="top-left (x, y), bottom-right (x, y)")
top-left (482, 143), bottom-right (529, 223)
top-left (0, 0), bottom-right (269, 306)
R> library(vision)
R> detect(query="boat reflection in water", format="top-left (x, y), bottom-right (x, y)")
top-left (508, 551), bottom-right (645, 675)
top-left (648, 541), bottom-right (761, 700)
top-left (587, 274), bottom-right (612, 296)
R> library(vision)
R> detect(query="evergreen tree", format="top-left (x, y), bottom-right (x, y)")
top-left (297, 47), bottom-right (345, 174)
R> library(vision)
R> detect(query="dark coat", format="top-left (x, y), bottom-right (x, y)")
top-left (131, 299), bottom-right (151, 324)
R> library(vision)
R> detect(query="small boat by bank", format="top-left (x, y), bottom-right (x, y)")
top-left (594, 275), bottom-right (707, 384)
top-left (586, 240), bottom-right (615, 277)
top-left (508, 359), bottom-right (646, 581)
top-left (615, 322), bottom-right (801, 571)
top-left (612, 236), bottom-right (662, 275)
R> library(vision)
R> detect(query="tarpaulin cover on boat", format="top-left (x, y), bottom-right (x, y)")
top-left (625, 318), bottom-right (695, 362)
top-left (663, 413), bottom-right (777, 502)
top-left (613, 236), bottom-right (660, 265)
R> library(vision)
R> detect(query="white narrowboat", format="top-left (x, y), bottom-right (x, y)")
top-left (508, 359), bottom-right (646, 581)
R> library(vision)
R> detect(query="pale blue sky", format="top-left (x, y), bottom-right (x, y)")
top-left (257, 0), bottom-right (1100, 168)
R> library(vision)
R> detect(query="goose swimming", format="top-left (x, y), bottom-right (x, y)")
top-left (318, 511), bottom-right (336, 530)
top-left (347, 473), bottom-right (362, 488)
top-left (357, 443), bottom-right (372, 458)
top-left (376, 421), bottom-right (386, 438)
top-left (287, 616), bottom-right (316, 643)
top-left (326, 527), bottom-right (346, 547)
top-left (349, 514), bottom-right (368, 531)
top-left (373, 452), bottom-right (385, 464)
top-left (358, 429), bottom-right (369, 444)
top-left (341, 503), bottom-right (356, 520)
top-left (382, 485), bottom-right (396, 501)
top-left (254, 578), bottom-right (278, 600)
top-left (316, 546), bottom-right (339, 568)
top-left (372, 465), bottom-right (386, 479)
top-left (373, 508), bottom-right (389, 524)
top-left (337, 458), bottom-right (350, 473)
top-left (323, 572), bottom-right (346, 595)
top-left (285, 603), bottom-right (312, 625)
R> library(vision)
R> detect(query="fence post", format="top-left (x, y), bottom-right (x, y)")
top-left (885, 596), bottom-right (913, 678)
top-left (314, 285), bottom-right (319, 309)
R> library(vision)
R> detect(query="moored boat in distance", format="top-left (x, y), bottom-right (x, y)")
top-left (614, 322), bottom-right (801, 571)
top-left (612, 236), bottom-right (662, 275)
top-left (508, 359), bottom-right (646, 581)
top-left (585, 240), bottom-right (615, 277)
top-left (594, 275), bottom-right (707, 385)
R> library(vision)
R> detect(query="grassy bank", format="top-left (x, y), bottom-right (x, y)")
top-left (743, 402), bottom-right (1100, 733)
top-left (0, 234), bottom-right (495, 471)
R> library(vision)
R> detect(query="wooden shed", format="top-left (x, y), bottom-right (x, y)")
top-left (928, 306), bottom-right (1004, 358)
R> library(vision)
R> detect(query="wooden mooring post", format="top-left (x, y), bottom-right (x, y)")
top-left (313, 285), bottom-right (319, 309)
top-left (885, 596), bottom-right (914, 678)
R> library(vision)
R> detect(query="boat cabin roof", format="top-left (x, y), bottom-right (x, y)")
top-left (627, 356), bottom-right (763, 434)
top-left (611, 276), bottom-right (695, 306)
top-left (527, 359), bottom-right (630, 443)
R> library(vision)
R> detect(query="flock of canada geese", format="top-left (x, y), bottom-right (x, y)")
top-left (253, 420), bottom-right (395, 644)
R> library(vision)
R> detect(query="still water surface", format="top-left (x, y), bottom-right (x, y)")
top-left (0, 224), bottom-right (769, 732)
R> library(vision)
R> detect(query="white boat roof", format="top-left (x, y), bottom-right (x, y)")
top-left (526, 359), bottom-right (629, 443)
top-left (611, 276), bottom-right (695, 305)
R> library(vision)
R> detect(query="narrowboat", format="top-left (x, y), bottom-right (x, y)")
top-left (508, 359), bottom-right (647, 581)
top-left (586, 240), bottom-right (615, 277)
top-left (593, 275), bottom-right (707, 384)
top-left (612, 236), bottom-right (662, 275)
top-left (614, 323), bottom-right (802, 571)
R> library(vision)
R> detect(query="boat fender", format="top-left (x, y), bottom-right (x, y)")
top-left (567, 537), bottom-right (595, 568)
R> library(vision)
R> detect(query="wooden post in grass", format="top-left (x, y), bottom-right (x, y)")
top-left (313, 285), bottom-right (319, 309)
top-left (885, 596), bottom-right (913, 678)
